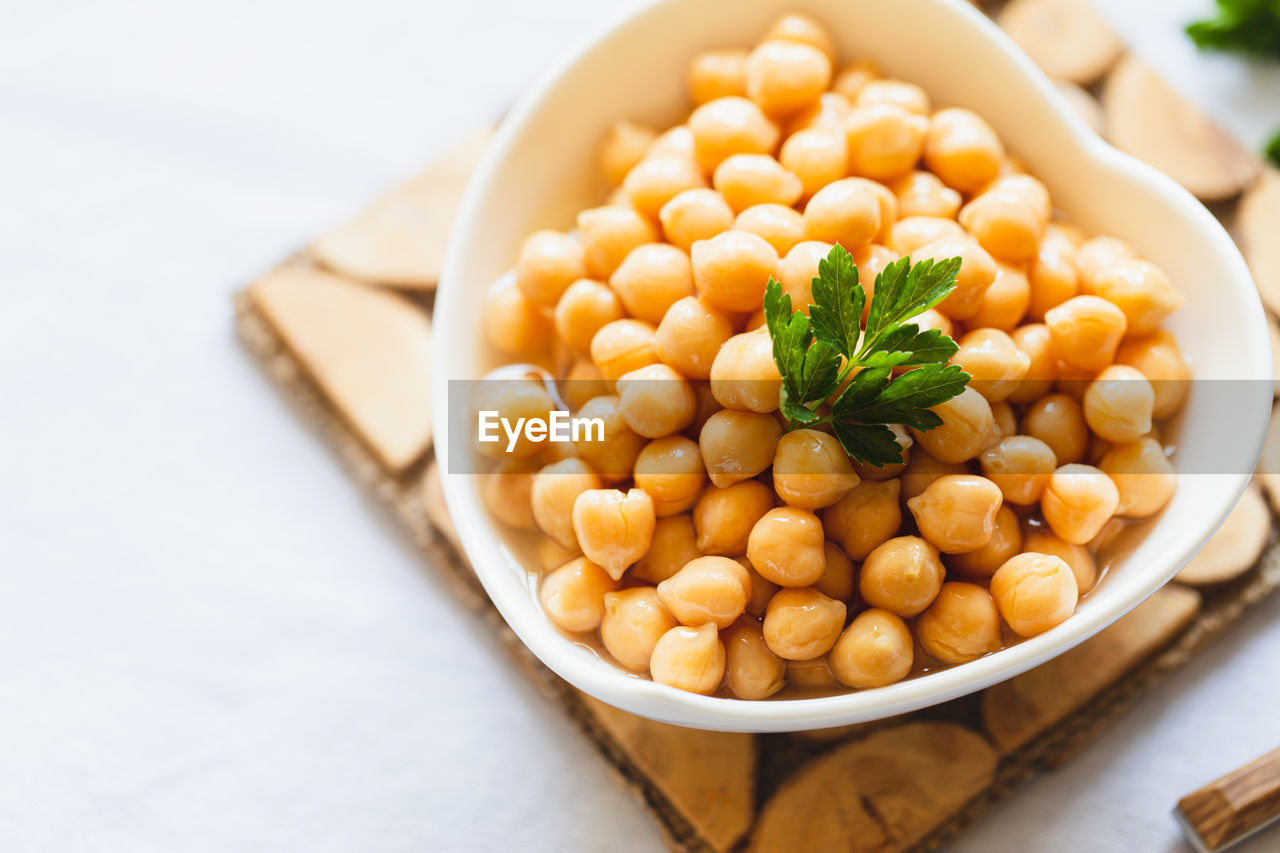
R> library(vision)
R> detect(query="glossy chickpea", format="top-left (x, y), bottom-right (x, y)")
top-left (713, 154), bottom-right (803, 211)
top-left (649, 623), bottom-right (726, 695)
top-left (1006, 324), bottom-right (1057, 403)
top-left (777, 240), bottom-right (833, 311)
top-left (907, 474), bottom-right (1003, 555)
top-left (484, 285), bottom-right (553, 356)
top-left (685, 379), bottom-right (720, 436)
top-left (1092, 259), bottom-right (1184, 337)
top-left (1083, 365), bottom-right (1155, 443)
top-left (947, 505), bottom-right (1022, 577)
top-left (969, 265), bottom-right (1031, 331)
top-left (959, 191), bottom-right (1044, 263)
top-left (900, 448), bottom-right (968, 500)
top-left (632, 514), bottom-right (701, 584)
top-left (531, 458), bottom-right (602, 550)
top-left (473, 379), bottom-right (555, 459)
top-left (859, 535), bottom-right (945, 617)
top-left (623, 153), bottom-right (707, 219)
top-left (1099, 437), bottom-right (1176, 518)
top-left (600, 587), bottom-right (677, 671)
top-left (910, 386), bottom-right (998, 464)
top-left (723, 618), bottom-right (786, 699)
top-left (979, 435), bottom-right (1057, 505)
top-left (1075, 235), bottom-right (1137, 294)
top-left (1021, 392), bottom-right (1088, 465)
top-left (1027, 226), bottom-right (1080, 321)
top-left (590, 318), bottom-right (658, 381)
top-left (856, 79), bottom-right (930, 114)
top-left (540, 556), bottom-right (620, 632)
top-left (482, 459), bottom-right (537, 530)
top-left (772, 429), bottom-right (861, 510)
top-left (844, 104), bottom-right (929, 181)
top-left (911, 238), bottom-right (998, 320)
top-left (609, 243), bottom-right (695, 324)
top-left (855, 241), bottom-right (900, 284)
top-left (561, 359), bottom-right (608, 411)
top-left (821, 479), bottom-right (902, 560)
top-left (657, 555), bottom-right (751, 629)
top-left (890, 170), bottom-right (962, 219)
top-left (740, 557), bottom-right (780, 617)
top-left (1054, 357), bottom-right (1096, 401)
top-left (911, 307), bottom-right (953, 338)
top-left (687, 48), bottom-right (748, 105)
top-left (803, 178), bottom-right (882, 249)
top-left (924, 108), bottom-right (1005, 193)
top-left (698, 409), bottom-right (783, 488)
top-left (780, 125), bottom-right (849, 197)
top-left (763, 11), bottom-right (837, 59)
top-left (659, 188), bottom-right (735, 252)
top-left (572, 488), bottom-right (656, 580)
top-left (1022, 527), bottom-right (1097, 594)
top-left (951, 329), bottom-right (1031, 402)
top-left (653, 296), bottom-right (734, 380)
top-left (1044, 295), bottom-right (1127, 372)
top-left (692, 229), bottom-right (779, 313)
top-left (734, 203), bottom-right (806, 255)
top-left (991, 552), bottom-right (1079, 637)
top-left (763, 587), bottom-right (846, 660)
top-left (554, 278), bottom-right (625, 353)
top-left (709, 328), bottom-right (782, 412)
top-left (1041, 464), bottom-right (1120, 545)
top-left (991, 401), bottom-right (1017, 438)
top-left (573, 395), bottom-right (647, 482)
top-left (917, 582), bottom-right (1002, 664)
top-left (688, 96), bottom-right (781, 173)
top-left (887, 215), bottom-right (965, 255)
top-left (515, 231), bottom-right (587, 307)
top-left (693, 480), bottom-right (774, 556)
top-left (831, 59), bottom-right (879, 100)
top-left (648, 125), bottom-right (696, 160)
top-left (617, 363), bottom-right (697, 439)
top-left (744, 40), bottom-right (833, 117)
top-left (814, 541), bottom-right (857, 602)
top-left (852, 423), bottom-right (912, 481)
top-left (634, 435), bottom-right (706, 516)
top-left (748, 507), bottom-right (827, 587)
top-left (1116, 330), bottom-right (1191, 420)
top-left (829, 609), bottom-right (914, 688)
top-left (577, 205), bottom-right (657, 279)
top-left (600, 120), bottom-right (658, 186)
top-left (785, 91), bottom-right (851, 133)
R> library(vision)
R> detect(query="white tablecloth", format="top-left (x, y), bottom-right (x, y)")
top-left (2, 1), bottom-right (1278, 850)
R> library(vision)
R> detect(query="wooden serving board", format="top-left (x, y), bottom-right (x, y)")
top-left (233, 1), bottom-right (1280, 850)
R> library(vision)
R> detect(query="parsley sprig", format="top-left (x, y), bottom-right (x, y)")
top-left (763, 244), bottom-right (970, 467)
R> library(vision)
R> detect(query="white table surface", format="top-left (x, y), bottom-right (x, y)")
top-left (2, 1), bottom-right (1279, 850)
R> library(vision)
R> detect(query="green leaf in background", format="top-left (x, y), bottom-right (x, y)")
top-left (1267, 128), bottom-right (1280, 167)
top-left (1186, 0), bottom-right (1280, 59)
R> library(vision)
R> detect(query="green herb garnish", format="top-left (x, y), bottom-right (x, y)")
top-left (763, 244), bottom-right (970, 467)
top-left (1266, 128), bottom-right (1280, 168)
top-left (1186, 0), bottom-right (1280, 59)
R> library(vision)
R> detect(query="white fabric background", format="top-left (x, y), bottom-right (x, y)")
top-left (2, 1), bottom-right (1278, 850)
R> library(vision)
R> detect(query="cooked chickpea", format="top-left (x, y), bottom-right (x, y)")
top-left (911, 238), bottom-right (998, 320)
top-left (1116, 330), bottom-right (1191, 419)
top-left (1083, 365), bottom-right (1155, 443)
top-left (1006, 323), bottom-right (1057, 403)
top-left (623, 153), bottom-right (707, 219)
top-left (609, 243), bottom-right (695, 324)
top-left (554, 278), bottom-right (625, 353)
top-left (634, 435), bottom-right (706, 516)
top-left (694, 479), bottom-right (775, 556)
top-left (1092, 259), bottom-right (1184, 336)
top-left (685, 379), bottom-right (720, 436)
top-left (531, 458), bottom-right (602, 549)
top-left (653, 296), bottom-right (734, 380)
top-left (1041, 463), bottom-right (1120, 545)
top-left (733, 203), bottom-right (806, 256)
top-left (979, 435), bottom-right (1057, 505)
top-left (771, 428), bottom-right (861, 510)
top-left (787, 656), bottom-right (839, 690)
top-left (899, 448), bottom-right (967, 500)
top-left (687, 48), bottom-right (748, 106)
top-left (713, 154), bottom-right (803, 212)
top-left (763, 587), bottom-right (846, 659)
top-left (482, 459), bottom-right (537, 530)
top-left (572, 488), bottom-right (656, 580)
top-left (692, 229), bottom-right (779, 313)
top-left (917, 582), bottom-right (1002, 664)
top-left (600, 587), bottom-right (678, 671)
top-left (540, 556), bottom-right (621, 632)
top-left (649, 124), bottom-right (696, 159)
top-left (1021, 392), bottom-right (1088, 464)
top-left (1022, 526), bottom-right (1097, 594)
top-left (924, 108), bottom-right (1005, 193)
top-left (829, 609), bottom-right (914, 688)
top-left (740, 557), bottom-right (781, 617)
top-left (657, 555), bottom-right (751, 629)
top-left (959, 191), bottom-right (1044, 263)
top-left (572, 394), bottom-right (646, 480)
top-left (991, 401), bottom-right (1017, 438)
top-left (617, 363), bottom-right (697, 438)
top-left (856, 241), bottom-right (899, 283)
top-left (577, 205), bottom-right (658, 279)
top-left (515, 231), bottom-right (588, 306)
top-left (590, 318), bottom-right (658, 381)
top-left (844, 104), bottom-right (929, 181)
top-left (650, 623), bottom-right (726, 694)
top-left (699, 409), bottom-right (783, 487)
top-left (888, 215), bottom-right (966, 256)
top-left (856, 79), bottom-right (930, 114)
top-left (951, 328), bottom-right (1031, 402)
top-left (709, 328), bottom-right (782, 412)
top-left (813, 541), bottom-right (856, 602)
top-left (947, 505), bottom-right (1022, 577)
top-left (969, 264), bottom-right (1031, 331)
top-left (1027, 226), bottom-right (1079, 321)
top-left (484, 285), bottom-right (552, 356)
top-left (1044, 295), bottom-right (1127, 372)
top-left (473, 379), bottom-right (554, 459)
top-left (821, 478), bottom-right (902, 560)
top-left (908, 474), bottom-right (1003, 553)
top-left (747, 506), bottom-right (827, 586)
top-left (763, 12), bottom-right (837, 59)
top-left (600, 120), bottom-right (658, 187)
top-left (786, 91), bottom-right (851, 133)
top-left (688, 96), bottom-right (781, 173)
top-left (910, 386), bottom-right (998, 464)
top-left (632, 514), bottom-right (701, 584)
top-left (803, 177), bottom-right (882, 249)
top-left (777, 240), bottom-right (833, 310)
top-left (890, 170), bottom-right (961, 219)
top-left (1075, 235), bottom-right (1137, 294)
top-left (859, 535), bottom-right (944, 617)
top-left (744, 40), bottom-right (833, 117)
top-left (1099, 437), bottom-right (1176, 518)
top-left (562, 358), bottom-right (608, 411)
top-left (990, 552), bottom-right (1079, 637)
top-left (779, 125), bottom-right (849, 197)
top-left (831, 59), bottom-right (879, 100)
top-left (723, 618), bottom-right (786, 699)
top-left (659, 188), bottom-right (735, 252)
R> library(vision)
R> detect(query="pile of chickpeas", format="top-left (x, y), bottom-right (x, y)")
top-left (477, 13), bottom-right (1189, 698)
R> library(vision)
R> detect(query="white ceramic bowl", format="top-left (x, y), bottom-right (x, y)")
top-left (434, 0), bottom-right (1271, 732)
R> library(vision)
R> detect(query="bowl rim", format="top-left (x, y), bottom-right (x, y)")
top-left (433, 0), bottom-right (1271, 731)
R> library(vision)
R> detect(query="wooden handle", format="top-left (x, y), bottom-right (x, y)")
top-left (1177, 746), bottom-right (1280, 852)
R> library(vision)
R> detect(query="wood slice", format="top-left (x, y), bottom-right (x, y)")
top-left (750, 723), bottom-right (997, 853)
top-left (998, 0), bottom-right (1124, 85)
top-left (1177, 746), bottom-right (1280, 852)
top-left (250, 266), bottom-right (433, 473)
top-left (1103, 56), bottom-right (1262, 202)
top-left (982, 584), bottom-right (1201, 754)
top-left (1177, 485), bottom-right (1272, 586)
top-left (1239, 169), bottom-right (1280, 316)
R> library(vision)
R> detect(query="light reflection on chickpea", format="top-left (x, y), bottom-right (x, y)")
top-left (601, 587), bottom-right (677, 671)
top-left (917, 582), bottom-right (1002, 664)
top-left (822, 478), bottom-right (902, 560)
top-left (531, 457), bottom-right (602, 549)
top-left (990, 552), bottom-right (1079, 637)
top-left (650, 623), bottom-right (726, 695)
top-left (773, 428), bottom-right (861, 510)
top-left (907, 474), bottom-right (1003, 554)
top-left (723, 618), bottom-right (787, 699)
top-left (694, 480), bottom-right (775, 556)
top-left (763, 587), bottom-right (846, 660)
top-left (632, 514), bottom-right (703, 584)
top-left (657, 555), bottom-right (752, 629)
top-left (540, 556), bottom-right (620, 633)
top-left (859, 535), bottom-right (945, 617)
top-left (748, 506), bottom-right (827, 587)
top-left (829, 609), bottom-right (914, 688)
top-left (1040, 463), bottom-right (1120, 545)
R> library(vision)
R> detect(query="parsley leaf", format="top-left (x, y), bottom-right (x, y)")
top-left (1186, 0), bottom-right (1280, 59)
top-left (809, 246), bottom-right (864, 359)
